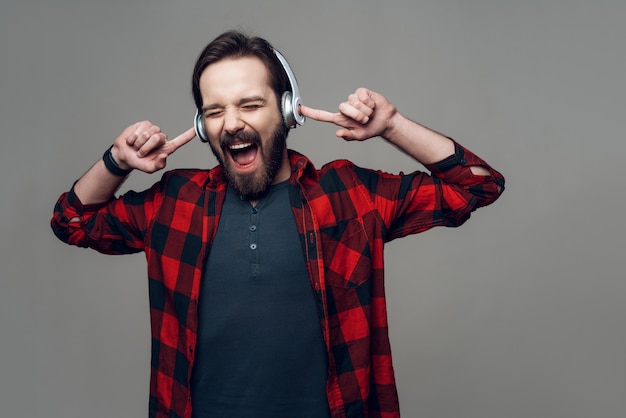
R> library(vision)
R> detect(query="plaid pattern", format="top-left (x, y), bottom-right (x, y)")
top-left (51, 142), bottom-right (504, 418)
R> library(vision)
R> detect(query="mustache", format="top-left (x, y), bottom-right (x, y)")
top-left (220, 131), bottom-right (261, 148)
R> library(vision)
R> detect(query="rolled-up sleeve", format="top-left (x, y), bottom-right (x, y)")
top-left (50, 183), bottom-right (159, 255)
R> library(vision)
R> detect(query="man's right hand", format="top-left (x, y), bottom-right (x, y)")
top-left (111, 121), bottom-right (197, 173)
top-left (72, 122), bottom-right (196, 206)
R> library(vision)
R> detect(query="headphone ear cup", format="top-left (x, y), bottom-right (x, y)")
top-left (273, 49), bottom-right (305, 127)
top-left (281, 91), bottom-right (295, 128)
top-left (194, 109), bottom-right (209, 143)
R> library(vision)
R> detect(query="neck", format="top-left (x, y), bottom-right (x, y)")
top-left (271, 149), bottom-right (291, 185)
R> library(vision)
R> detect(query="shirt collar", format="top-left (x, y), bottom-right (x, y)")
top-left (288, 149), bottom-right (318, 183)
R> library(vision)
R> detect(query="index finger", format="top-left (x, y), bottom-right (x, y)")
top-left (299, 105), bottom-right (337, 123)
top-left (167, 127), bottom-right (197, 151)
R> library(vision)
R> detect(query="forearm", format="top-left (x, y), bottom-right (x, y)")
top-left (74, 158), bottom-right (129, 206)
top-left (383, 113), bottom-right (454, 164)
top-left (384, 113), bottom-right (490, 176)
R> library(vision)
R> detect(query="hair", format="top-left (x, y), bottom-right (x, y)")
top-left (191, 30), bottom-right (289, 111)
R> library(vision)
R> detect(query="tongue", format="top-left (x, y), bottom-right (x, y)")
top-left (232, 145), bottom-right (257, 166)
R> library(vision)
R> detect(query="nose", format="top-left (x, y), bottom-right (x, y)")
top-left (223, 108), bottom-right (245, 135)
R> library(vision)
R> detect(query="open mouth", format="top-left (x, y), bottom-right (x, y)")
top-left (227, 141), bottom-right (259, 167)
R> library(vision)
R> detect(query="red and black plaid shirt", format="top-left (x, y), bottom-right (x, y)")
top-left (51, 143), bottom-right (504, 418)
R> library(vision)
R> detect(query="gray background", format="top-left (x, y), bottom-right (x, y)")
top-left (1, 0), bottom-right (624, 417)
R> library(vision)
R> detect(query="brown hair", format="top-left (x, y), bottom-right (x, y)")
top-left (191, 30), bottom-right (289, 111)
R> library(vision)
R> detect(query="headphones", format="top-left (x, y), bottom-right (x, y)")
top-left (194, 48), bottom-right (305, 143)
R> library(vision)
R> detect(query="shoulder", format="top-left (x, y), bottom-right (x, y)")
top-left (287, 149), bottom-right (357, 176)
top-left (318, 159), bottom-right (390, 188)
top-left (303, 158), bottom-right (371, 199)
top-left (161, 165), bottom-right (221, 183)
top-left (157, 166), bottom-right (225, 195)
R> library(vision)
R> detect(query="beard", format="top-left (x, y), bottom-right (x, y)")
top-left (209, 121), bottom-right (289, 201)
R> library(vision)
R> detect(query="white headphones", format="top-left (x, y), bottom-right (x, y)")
top-left (194, 48), bottom-right (305, 143)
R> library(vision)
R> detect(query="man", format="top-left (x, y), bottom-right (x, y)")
top-left (51, 30), bottom-right (504, 418)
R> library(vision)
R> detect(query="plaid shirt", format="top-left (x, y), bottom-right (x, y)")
top-left (51, 143), bottom-right (504, 418)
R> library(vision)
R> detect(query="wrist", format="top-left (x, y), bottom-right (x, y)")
top-left (102, 145), bottom-right (132, 176)
top-left (380, 110), bottom-right (404, 142)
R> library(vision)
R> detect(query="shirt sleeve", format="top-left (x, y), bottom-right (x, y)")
top-left (356, 140), bottom-right (505, 242)
top-left (50, 180), bottom-right (164, 255)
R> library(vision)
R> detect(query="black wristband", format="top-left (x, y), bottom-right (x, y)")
top-left (102, 145), bottom-right (132, 176)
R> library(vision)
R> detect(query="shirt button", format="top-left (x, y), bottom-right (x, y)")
top-left (249, 225), bottom-right (257, 232)
top-left (250, 243), bottom-right (257, 250)
top-left (251, 208), bottom-right (258, 214)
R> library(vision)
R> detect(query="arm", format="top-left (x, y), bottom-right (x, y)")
top-left (299, 88), bottom-right (493, 179)
top-left (52, 122), bottom-right (195, 251)
top-left (300, 88), bottom-right (504, 234)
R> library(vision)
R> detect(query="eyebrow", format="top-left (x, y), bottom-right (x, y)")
top-left (202, 95), bottom-right (267, 112)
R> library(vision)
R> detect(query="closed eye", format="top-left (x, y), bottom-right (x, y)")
top-left (205, 110), bottom-right (224, 118)
top-left (239, 95), bottom-right (267, 110)
top-left (202, 105), bottom-right (224, 118)
top-left (202, 96), bottom-right (267, 118)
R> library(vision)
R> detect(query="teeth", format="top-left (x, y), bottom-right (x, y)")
top-left (229, 143), bottom-right (253, 150)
